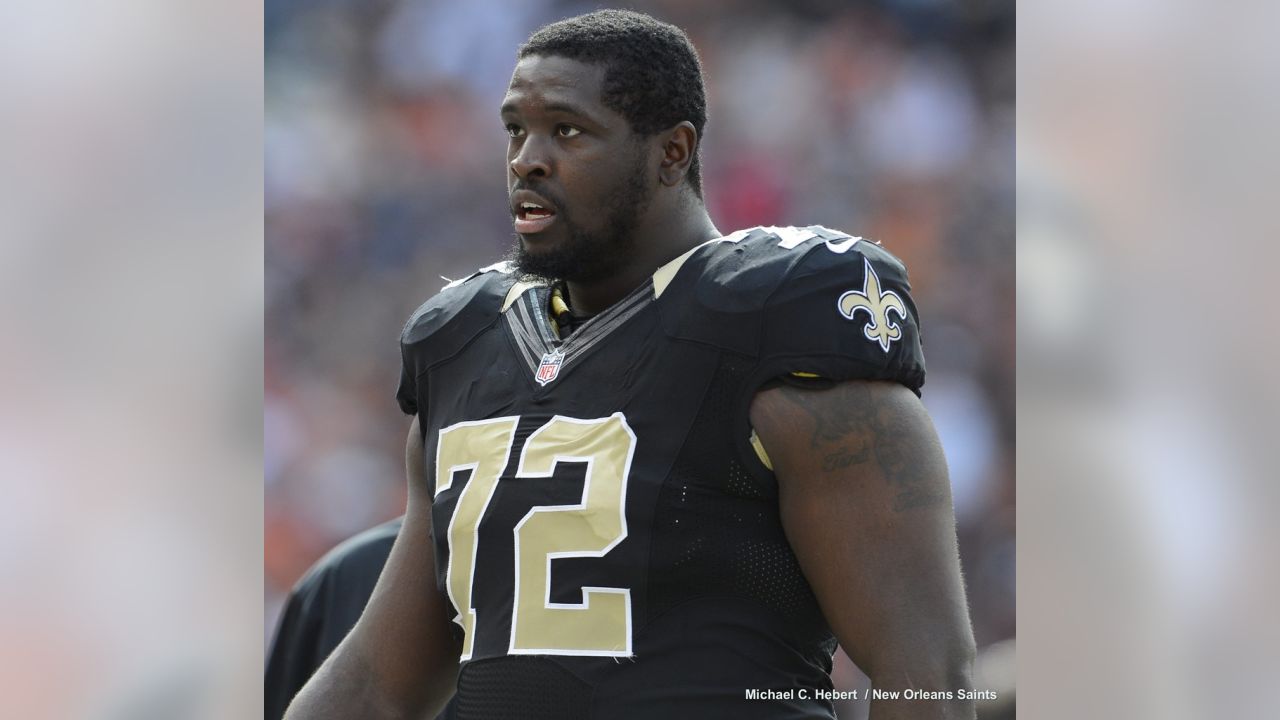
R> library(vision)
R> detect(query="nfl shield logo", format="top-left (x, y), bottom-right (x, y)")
top-left (535, 350), bottom-right (564, 386)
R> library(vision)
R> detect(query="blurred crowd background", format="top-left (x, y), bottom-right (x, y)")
top-left (265, 0), bottom-right (1014, 714)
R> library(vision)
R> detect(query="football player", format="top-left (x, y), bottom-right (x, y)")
top-left (287, 10), bottom-right (975, 719)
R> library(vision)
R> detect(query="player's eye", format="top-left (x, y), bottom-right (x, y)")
top-left (556, 125), bottom-right (582, 138)
top-left (505, 124), bottom-right (525, 138)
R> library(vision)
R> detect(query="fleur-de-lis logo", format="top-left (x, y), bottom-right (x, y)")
top-left (837, 258), bottom-right (908, 353)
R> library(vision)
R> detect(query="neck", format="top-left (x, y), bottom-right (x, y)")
top-left (565, 204), bottom-right (719, 316)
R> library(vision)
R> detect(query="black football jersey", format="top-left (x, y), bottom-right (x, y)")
top-left (396, 226), bottom-right (925, 719)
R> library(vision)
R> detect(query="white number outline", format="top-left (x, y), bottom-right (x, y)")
top-left (433, 413), bottom-right (636, 659)
top-left (434, 415), bottom-right (520, 662)
top-left (508, 413), bottom-right (636, 657)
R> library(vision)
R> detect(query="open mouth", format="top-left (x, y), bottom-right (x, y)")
top-left (514, 202), bottom-right (557, 234)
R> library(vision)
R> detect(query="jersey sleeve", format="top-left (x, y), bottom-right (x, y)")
top-left (396, 342), bottom-right (419, 415)
top-left (395, 263), bottom-right (518, 417)
top-left (757, 240), bottom-right (926, 394)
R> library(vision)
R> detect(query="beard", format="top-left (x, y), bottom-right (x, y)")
top-left (509, 155), bottom-right (652, 284)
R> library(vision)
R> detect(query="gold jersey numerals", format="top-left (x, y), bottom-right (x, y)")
top-left (435, 416), bottom-right (521, 660)
top-left (435, 413), bottom-right (636, 659)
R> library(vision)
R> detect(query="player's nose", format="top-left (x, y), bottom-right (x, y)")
top-left (510, 138), bottom-right (551, 180)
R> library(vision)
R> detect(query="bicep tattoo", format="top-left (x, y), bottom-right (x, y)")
top-left (779, 382), bottom-right (947, 513)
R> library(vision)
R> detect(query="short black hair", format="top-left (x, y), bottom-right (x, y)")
top-left (519, 9), bottom-right (708, 197)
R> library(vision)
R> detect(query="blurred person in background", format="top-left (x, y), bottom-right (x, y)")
top-left (285, 10), bottom-right (976, 719)
top-left (266, 516), bottom-right (460, 719)
top-left (266, 517), bottom-right (399, 719)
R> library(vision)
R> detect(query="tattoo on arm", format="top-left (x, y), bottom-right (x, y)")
top-left (781, 383), bottom-right (946, 513)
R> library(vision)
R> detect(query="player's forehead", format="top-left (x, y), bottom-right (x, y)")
top-left (500, 55), bottom-right (608, 116)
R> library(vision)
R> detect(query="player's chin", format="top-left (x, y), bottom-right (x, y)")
top-left (516, 225), bottom-right (566, 250)
top-left (512, 232), bottom-right (563, 270)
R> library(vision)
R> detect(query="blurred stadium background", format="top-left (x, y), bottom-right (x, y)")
top-left (265, 0), bottom-right (1014, 715)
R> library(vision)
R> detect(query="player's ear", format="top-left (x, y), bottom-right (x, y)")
top-left (657, 121), bottom-right (697, 187)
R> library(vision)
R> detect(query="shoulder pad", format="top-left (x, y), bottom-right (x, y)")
top-left (658, 225), bottom-right (867, 351)
top-left (656, 226), bottom-right (825, 353)
top-left (659, 226), bottom-right (925, 391)
top-left (761, 230), bottom-right (925, 391)
top-left (401, 261), bottom-right (515, 348)
top-left (397, 263), bottom-right (515, 415)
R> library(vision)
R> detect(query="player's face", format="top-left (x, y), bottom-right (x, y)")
top-left (501, 55), bottom-right (654, 283)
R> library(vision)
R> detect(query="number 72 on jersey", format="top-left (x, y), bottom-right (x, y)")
top-left (434, 413), bottom-right (637, 659)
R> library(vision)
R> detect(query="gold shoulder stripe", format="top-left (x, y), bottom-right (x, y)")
top-left (790, 371), bottom-right (821, 379)
top-left (651, 235), bottom-right (738, 298)
top-left (748, 429), bottom-right (773, 471)
top-left (651, 244), bottom-right (704, 298)
top-left (501, 279), bottom-right (544, 312)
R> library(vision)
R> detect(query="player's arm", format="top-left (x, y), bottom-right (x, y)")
top-left (751, 379), bottom-right (976, 720)
top-left (285, 416), bottom-right (461, 720)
